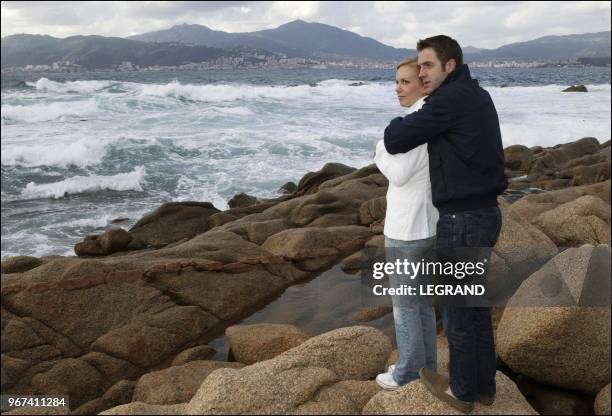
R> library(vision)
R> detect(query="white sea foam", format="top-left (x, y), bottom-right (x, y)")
top-left (1, 136), bottom-right (111, 167)
top-left (28, 78), bottom-right (113, 94)
top-left (139, 80), bottom-right (315, 102)
top-left (19, 166), bottom-right (146, 199)
top-left (1, 99), bottom-right (99, 123)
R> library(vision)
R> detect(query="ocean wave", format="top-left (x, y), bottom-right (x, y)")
top-left (139, 80), bottom-right (314, 102)
top-left (27, 78), bottom-right (113, 94)
top-left (1, 136), bottom-right (111, 167)
top-left (1, 99), bottom-right (99, 123)
top-left (19, 166), bottom-right (146, 199)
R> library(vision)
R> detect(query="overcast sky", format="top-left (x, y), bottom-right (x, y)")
top-left (1, 1), bottom-right (610, 49)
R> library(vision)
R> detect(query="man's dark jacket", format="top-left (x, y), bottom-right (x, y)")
top-left (384, 64), bottom-right (507, 215)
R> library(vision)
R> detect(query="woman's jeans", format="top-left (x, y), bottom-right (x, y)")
top-left (385, 235), bottom-right (437, 385)
top-left (436, 206), bottom-right (502, 402)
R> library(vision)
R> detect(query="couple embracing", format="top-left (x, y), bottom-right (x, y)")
top-left (373, 35), bottom-right (507, 414)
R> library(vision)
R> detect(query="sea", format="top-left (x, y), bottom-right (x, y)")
top-left (1, 67), bottom-right (610, 260)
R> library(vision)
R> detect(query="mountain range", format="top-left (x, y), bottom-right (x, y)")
top-left (2, 19), bottom-right (610, 69)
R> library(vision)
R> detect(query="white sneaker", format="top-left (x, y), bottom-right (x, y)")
top-left (376, 370), bottom-right (401, 390)
top-left (388, 364), bottom-right (396, 373)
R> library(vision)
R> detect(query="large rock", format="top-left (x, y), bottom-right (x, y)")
top-left (510, 180), bottom-right (611, 221)
top-left (514, 375), bottom-right (595, 415)
top-left (228, 192), bottom-right (259, 208)
top-left (129, 201), bottom-right (220, 248)
top-left (595, 383), bottom-right (611, 415)
top-left (533, 195), bottom-right (611, 246)
top-left (99, 228), bottom-right (133, 254)
top-left (494, 201), bottom-right (558, 271)
top-left (1, 256), bottom-right (43, 274)
top-left (562, 84), bottom-right (588, 92)
top-left (73, 379), bottom-right (136, 415)
top-left (183, 326), bottom-right (392, 414)
top-left (171, 345), bottom-right (216, 366)
top-left (132, 360), bottom-right (245, 405)
top-left (226, 323), bottom-right (310, 364)
top-left (359, 197), bottom-right (386, 225)
top-left (362, 371), bottom-right (537, 415)
top-left (30, 358), bottom-right (110, 410)
top-left (100, 402), bottom-right (186, 415)
top-left (527, 137), bottom-right (601, 184)
top-left (262, 226), bottom-right (374, 271)
top-left (497, 246), bottom-right (611, 394)
top-left (504, 145), bottom-right (534, 171)
top-left (295, 162), bottom-right (356, 196)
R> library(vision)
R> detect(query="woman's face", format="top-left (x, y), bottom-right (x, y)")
top-left (395, 65), bottom-right (426, 108)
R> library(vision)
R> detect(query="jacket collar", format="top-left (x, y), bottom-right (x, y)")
top-left (439, 63), bottom-right (472, 88)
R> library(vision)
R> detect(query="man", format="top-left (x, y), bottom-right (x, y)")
top-left (384, 35), bottom-right (507, 414)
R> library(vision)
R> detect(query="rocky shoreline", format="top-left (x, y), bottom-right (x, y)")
top-left (1, 136), bottom-right (610, 415)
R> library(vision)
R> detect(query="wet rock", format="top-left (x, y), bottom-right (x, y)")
top-left (74, 239), bottom-right (104, 256)
top-left (363, 371), bottom-right (536, 415)
top-left (497, 246), bottom-right (611, 394)
top-left (132, 360), bottom-right (245, 405)
top-left (111, 217), bottom-right (130, 224)
top-left (98, 228), bottom-right (133, 254)
top-left (228, 192), bottom-right (259, 209)
top-left (1, 256), bottom-right (43, 274)
top-left (295, 162), bottom-right (356, 196)
top-left (278, 181), bottom-right (297, 194)
top-left (562, 84), bottom-right (588, 92)
top-left (532, 195), bottom-right (611, 246)
top-left (129, 201), bottom-right (220, 248)
top-left (504, 144), bottom-right (534, 171)
top-left (225, 323), bottom-right (310, 364)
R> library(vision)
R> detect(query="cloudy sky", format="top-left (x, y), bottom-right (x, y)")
top-left (1, 1), bottom-right (610, 49)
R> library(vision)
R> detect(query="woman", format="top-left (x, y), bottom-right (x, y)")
top-left (374, 58), bottom-right (439, 390)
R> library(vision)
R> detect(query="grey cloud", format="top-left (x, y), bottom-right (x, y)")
top-left (1, 1), bottom-right (610, 49)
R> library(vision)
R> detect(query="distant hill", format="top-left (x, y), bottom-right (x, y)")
top-left (2, 22), bottom-right (610, 70)
top-left (466, 31), bottom-right (611, 61)
top-left (129, 20), bottom-right (415, 60)
top-left (1, 34), bottom-right (233, 69)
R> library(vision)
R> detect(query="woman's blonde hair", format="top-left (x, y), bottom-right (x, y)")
top-left (396, 57), bottom-right (419, 70)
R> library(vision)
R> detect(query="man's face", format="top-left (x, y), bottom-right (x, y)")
top-left (417, 47), bottom-right (455, 94)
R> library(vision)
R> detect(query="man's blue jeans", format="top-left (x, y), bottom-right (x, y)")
top-left (385, 236), bottom-right (437, 385)
top-left (436, 206), bottom-right (502, 402)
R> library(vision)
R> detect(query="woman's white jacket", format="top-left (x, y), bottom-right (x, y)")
top-left (374, 96), bottom-right (439, 241)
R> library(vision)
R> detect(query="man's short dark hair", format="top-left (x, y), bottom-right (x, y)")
top-left (417, 35), bottom-right (463, 68)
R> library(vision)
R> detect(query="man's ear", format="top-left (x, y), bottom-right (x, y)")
top-left (445, 59), bottom-right (457, 73)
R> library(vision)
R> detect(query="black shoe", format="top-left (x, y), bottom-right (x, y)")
top-left (478, 394), bottom-right (495, 406)
top-left (419, 368), bottom-right (475, 414)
